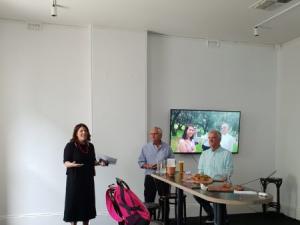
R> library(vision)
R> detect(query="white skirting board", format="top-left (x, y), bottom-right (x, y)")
top-left (281, 204), bottom-right (300, 220)
top-left (0, 212), bottom-right (115, 225)
top-left (1, 205), bottom-right (298, 225)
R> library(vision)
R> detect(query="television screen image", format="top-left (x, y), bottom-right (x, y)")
top-left (170, 109), bottom-right (241, 154)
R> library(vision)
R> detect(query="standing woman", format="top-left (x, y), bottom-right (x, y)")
top-left (63, 123), bottom-right (107, 225)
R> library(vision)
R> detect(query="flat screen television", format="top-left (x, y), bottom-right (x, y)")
top-left (170, 109), bottom-right (241, 154)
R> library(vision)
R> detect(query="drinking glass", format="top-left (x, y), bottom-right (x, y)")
top-left (156, 160), bottom-right (162, 174)
top-left (226, 174), bottom-right (232, 184)
top-left (160, 160), bottom-right (166, 174)
top-left (178, 160), bottom-right (184, 173)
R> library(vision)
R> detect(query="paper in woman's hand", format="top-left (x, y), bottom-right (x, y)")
top-left (99, 159), bottom-right (109, 166)
top-left (74, 163), bottom-right (84, 167)
top-left (98, 153), bottom-right (117, 165)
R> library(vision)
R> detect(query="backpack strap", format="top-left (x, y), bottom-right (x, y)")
top-left (117, 180), bottom-right (143, 212)
top-left (105, 187), bottom-right (123, 222)
top-left (116, 178), bottom-right (130, 189)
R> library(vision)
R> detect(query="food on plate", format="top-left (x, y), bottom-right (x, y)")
top-left (222, 183), bottom-right (232, 188)
top-left (208, 184), bottom-right (232, 192)
top-left (207, 183), bottom-right (244, 192)
top-left (233, 185), bottom-right (244, 191)
top-left (192, 174), bottom-right (211, 182)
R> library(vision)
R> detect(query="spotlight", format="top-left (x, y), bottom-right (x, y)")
top-left (50, 0), bottom-right (69, 17)
top-left (253, 27), bottom-right (259, 37)
top-left (51, 0), bottom-right (57, 17)
top-left (51, 4), bottom-right (57, 17)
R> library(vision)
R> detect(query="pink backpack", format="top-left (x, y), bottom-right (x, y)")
top-left (106, 178), bottom-right (150, 225)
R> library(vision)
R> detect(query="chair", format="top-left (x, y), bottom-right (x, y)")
top-left (158, 193), bottom-right (187, 224)
top-left (260, 177), bottom-right (283, 213)
top-left (144, 202), bottom-right (160, 220)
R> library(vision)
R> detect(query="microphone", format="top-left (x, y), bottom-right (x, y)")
top-left (238, 170), bottom-right (277, 186)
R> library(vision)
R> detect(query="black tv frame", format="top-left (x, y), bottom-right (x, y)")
top-left (169, 109), bottom-right (241, 154)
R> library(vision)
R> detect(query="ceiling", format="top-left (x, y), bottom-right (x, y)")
top-left (1, 0), bottom-right (300, 44)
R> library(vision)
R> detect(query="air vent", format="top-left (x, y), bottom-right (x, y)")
top-left (250, 0), bottom-right (293, 10)
top-left (27, 23), bottom-right (43, 31)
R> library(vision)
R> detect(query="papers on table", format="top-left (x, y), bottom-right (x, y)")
top-left (234, 190), bottom-right (257, 195)
top-left (258, 192), bottom-right (268, 197)
top-left (98, 153), bottom-right (117, 165)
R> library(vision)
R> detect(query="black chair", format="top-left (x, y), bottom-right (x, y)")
top-left (260, 177), bottom-right (283, 213)
top-left (158, 193), bottom-right (187, 224)
top-left (144, 202), bottom-right (161, 220)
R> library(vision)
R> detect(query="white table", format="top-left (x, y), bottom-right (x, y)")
top-left (151, 172), bottom-right (273, 225)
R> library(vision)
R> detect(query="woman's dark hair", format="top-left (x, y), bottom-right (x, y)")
top-left (182, 125), bottom-right (194, 140)
top-left (71, 123), bottom-right (91, 142)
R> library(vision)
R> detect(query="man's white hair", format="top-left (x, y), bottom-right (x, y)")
top-left (209, 129), bottom-right (222, 141)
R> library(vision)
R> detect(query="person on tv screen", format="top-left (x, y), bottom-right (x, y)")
top-left (194, 129), bottom-right (233, 224)
top-left (220, 122), bottom-right (235, 152)
top-left (201, 133), bottom-right (210, 151)
top-left (177, 125), bottom-right (196, 152)
top-left (138, 127), bottom-right (174, 223)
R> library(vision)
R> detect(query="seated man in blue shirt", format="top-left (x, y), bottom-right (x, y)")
top-left (138, 127), bottom-right (174, 222)
top-left (194, 129), bottom-right (233, 224)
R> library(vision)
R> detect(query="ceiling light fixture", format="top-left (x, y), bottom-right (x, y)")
top-left (253, 0), bottom-right (300, 36)
top-left (51, 0), bottom-right (68, 17)
top-left (253, 27), bottom-right (259, 36)
top-left (51, 0), bottom-right (57, 17)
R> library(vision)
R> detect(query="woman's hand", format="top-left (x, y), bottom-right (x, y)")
top-left (96, 159), bottom-right (109, 166)
top-left (64, 161), bottom-right (84, 168)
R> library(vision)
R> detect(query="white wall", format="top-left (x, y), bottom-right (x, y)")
top-left (147, 34), bottom-right (278, 215)
top-left (0, 20), bottom-right (91, 224)
top-left (1, 18), bottom-right (299, 224)
top-left (0, 21), bottom-right (148, 225)
top-left (91, 27), bottom-right (147, 219)
top-left (0, 22), bottom-right (148, 225)
top-left (276, 37), bottom-right (300, 219)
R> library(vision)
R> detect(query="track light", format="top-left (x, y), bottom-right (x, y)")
top-left (253, 1), bottom-right (300, 37)
top-left (51, 0), bottom-right (57, 17)
top-left (51, 5), bottom-right (57, 17)
top-left (253, 26), bottom-right (259, 37)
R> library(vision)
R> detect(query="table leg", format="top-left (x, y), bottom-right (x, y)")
top-left (213, 203), bottom-right (226, 225)
top-left (176, 187), bottom-right (184, 225)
